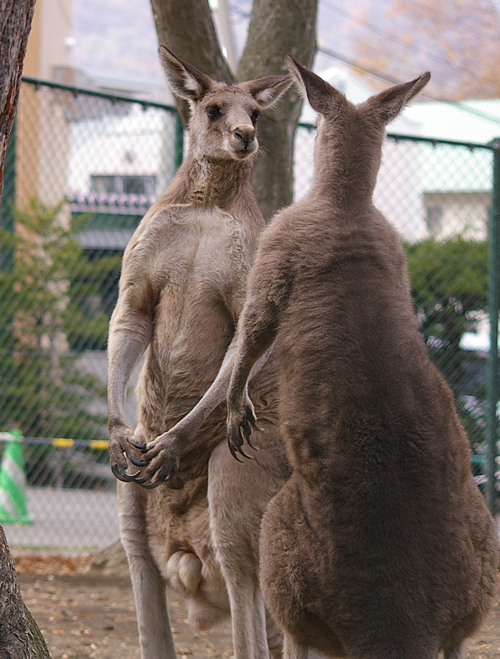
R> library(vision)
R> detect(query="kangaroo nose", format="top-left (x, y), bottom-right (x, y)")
top-left (233, 126), bottom-right (255, 149)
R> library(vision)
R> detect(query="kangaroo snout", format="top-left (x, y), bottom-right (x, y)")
top-left (233, 125), bottom-right (256, 151)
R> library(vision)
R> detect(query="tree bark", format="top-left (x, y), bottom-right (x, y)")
top-left (150, 0), bottom-right (234, 125)
top-left (0, 525), bottom-right (51, 659)
top-left (0, 0), bottom-right (36, 202)
top-left (149, 0), bottom-right (317, 220)
top-left (238, 0), bottom-right (317, 220)
top-left (24, 606), bottom-right (51, 659)
top-left (0, 4), bottom-right (51, 656)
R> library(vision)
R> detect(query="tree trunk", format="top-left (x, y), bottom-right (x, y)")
top-left (150, 0), bottom-right (234, 125)
top-left (0, 0), bottom-right (36, 202)
top-left (0, 525), bottom-right (51, 659)
top-left (24, 606), bottom-right (51, 659)
top-left (149, 0), bottom-right (317, 220)
top-left (0, 4), bottom-right (50, 656)
top-left (237, 0), bottom-right (317, 220)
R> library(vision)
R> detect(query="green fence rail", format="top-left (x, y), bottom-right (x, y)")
top-left (0, 77), bottom-right (498, 550)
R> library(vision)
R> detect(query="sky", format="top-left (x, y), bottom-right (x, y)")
top-left (72, 0), bottom-right (164, 83)
top-left (70, 0), bottom-right (358, 87)
top-left (68, 0), bottom-right (500, 127)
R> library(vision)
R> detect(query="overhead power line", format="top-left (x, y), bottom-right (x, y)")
top-left (403, 0), bottom-right (496, 37)
top-left (318, 44), bottom-right (500, 130)
top-left (321, 0), bottom-right (500, 93)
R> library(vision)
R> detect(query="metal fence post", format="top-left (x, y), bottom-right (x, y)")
top-left (1, 118), bottom-right (16, 272)
top-left (486, 139), bottom-right (500, 512)
top-left (174, 112), bottom-right (184, 171)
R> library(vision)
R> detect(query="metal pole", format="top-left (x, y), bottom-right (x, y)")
top-left (486, 139), bottom-right (500, 512)
top-left (1, 118), bottom-right (16, 272)
top-left (174, 113), bottom-right (184, 172)
top-left (216, 0), bottom-right (237, 73)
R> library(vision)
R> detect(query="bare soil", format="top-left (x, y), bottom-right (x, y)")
top-left (12, 554), bottom-right (500, 659)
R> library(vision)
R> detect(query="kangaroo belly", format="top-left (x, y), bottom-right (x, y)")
top-left (144, 479), bottom-right (230, 630)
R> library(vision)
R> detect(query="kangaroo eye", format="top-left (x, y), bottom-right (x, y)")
top-left (206, 106), bottom-right (221, 119)
top-left (251, 110), bottom-right (261, 125)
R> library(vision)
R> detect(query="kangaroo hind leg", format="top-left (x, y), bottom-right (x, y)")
top-left (283, 633), bottom-right (308, 659)
top-left (118, 481), bottom-right (177, 659)
top-left (443, 643), bottom-right (465, 659)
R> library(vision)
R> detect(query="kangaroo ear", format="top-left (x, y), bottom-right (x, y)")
top-left (285, 55), bottom-right (346, 117)
top-left (159, 44), bottom-right (213, 101)
top-left (363, 72), bottom-right (431, 126)
top-left (242, 75), bottom-right (293, 108)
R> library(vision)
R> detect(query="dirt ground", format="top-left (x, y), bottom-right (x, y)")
top-left (11, 554), bottom-right (500, 659)
top-left (14, 553), bottom-right (233, 659)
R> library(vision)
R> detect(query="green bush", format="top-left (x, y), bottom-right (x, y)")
top-left (405, 237), bottom-right (488, 396)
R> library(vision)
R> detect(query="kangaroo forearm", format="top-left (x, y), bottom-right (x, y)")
top-left (108, 329), bottom-right (151, 428)
top-left (229, 325), bottom-right (277, 409)
top-left (166, 340), bottom-right (272, 442)
top-left (172, 358), bottom-right (235, 438)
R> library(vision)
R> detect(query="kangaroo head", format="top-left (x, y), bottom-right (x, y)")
top-left (285, 56), bottom-right (430, 196)
top-left (285, 55), bottom-right (430, 129)
top-left (159, 45), bottom-right (292, 162)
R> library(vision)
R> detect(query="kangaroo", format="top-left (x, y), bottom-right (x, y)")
top-left (224, 58), bottom-right (500, 659)
top-left (107, 45), bottom-right (292, 659)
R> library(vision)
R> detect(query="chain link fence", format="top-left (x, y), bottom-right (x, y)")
top-left (0, 78), bottom-right (499, 550)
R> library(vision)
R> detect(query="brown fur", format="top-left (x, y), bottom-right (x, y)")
top-left (226, 59), bottom-right (500, 659)
top-left (107, 46), bottom-right (292, 659)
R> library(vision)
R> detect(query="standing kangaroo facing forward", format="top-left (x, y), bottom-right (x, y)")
top-left (107, 45), bottom-right (292, 659)
top-left (226, 59), bottom-right (500, 659)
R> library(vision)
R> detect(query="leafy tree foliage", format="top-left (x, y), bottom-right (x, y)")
top-left (0, 200), bottom-right (120, 439)
top-left (351, 0), bottom-right (500, 100)
top-left (405, 237), bottom-right (488, 396)
top-left (406, 237), bottom-right (489, 452)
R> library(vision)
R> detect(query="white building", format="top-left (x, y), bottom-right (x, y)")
top-left (296, 67), bottom-right (500, 244)
top-left (69, 105), bottom-right (178, 250)
top-left (295, 65), bottom-right (428, 242)
top-left (404, 99), bottom-right (500, 241)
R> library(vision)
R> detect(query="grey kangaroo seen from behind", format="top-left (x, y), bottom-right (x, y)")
top-left (225, 58), bottom-right (500, 659)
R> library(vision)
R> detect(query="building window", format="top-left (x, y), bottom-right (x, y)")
top-left (122, 176), bottom-right (150, 195)
top-left (425, 204), bottom-right (443, 235)
top-left (91, 175), bottom-right (116, 194)
top-left (90, 175), bottom-right (156, 196)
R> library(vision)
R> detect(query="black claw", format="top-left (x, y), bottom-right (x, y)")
top-left (138, 465), bottom-right (172, 489)
top-left (129, 455), bottom-right (149, 467)
top-left (229, 443), bottom-right (245, 462)
top-left (239, 425), bottom-right (256, 457)
top-left (111, 463), bottom-right (139, 482)
top-left (134, 473), bottom-right (152, 485)
top-left (157, 470), bottom-right (171, 484)
top-left (132, 441), bottom-right (148, 452)
top-left (132, 458), bottom-right (178, 489)
top-left (246, 435), bottom-right (260, 451)
top-left (238, 445), bottom-right (255, 460)
top-left (138, 478), bottom-right (163, 489)
top-left (123, 469), bottom-right (141, 480)
top-left (242, 422), bottom-right (253, 440)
